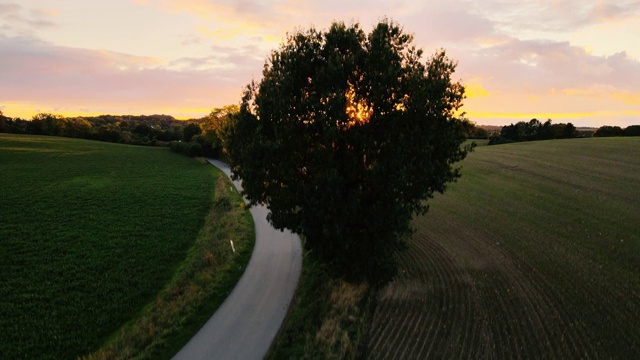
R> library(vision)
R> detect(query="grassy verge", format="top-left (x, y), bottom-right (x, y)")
top-left (86, 169), bottom-right (254, 359)
top-left (267, 251), bottom-right (373, 359)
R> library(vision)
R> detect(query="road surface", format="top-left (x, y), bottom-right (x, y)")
top-left (172, 159), bottom-right (302, 360)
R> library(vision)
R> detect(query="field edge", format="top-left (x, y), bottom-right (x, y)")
top-left (83, 166), bottom-right (256, 359)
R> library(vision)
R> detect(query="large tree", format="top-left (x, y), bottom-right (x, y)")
top-left (227, 20), bottom-right (472, 282)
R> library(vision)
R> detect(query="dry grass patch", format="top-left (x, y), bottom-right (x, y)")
top-left (268, 253), bottom-right (373, 360)
top-left (313, 281), bottom-right (369, 358)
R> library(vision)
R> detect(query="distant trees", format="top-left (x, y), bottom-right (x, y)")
top-left (461, 122), bottom-right (489, 139)
top-left (561, 122), bottom-right (577, 138)
top-left (0, 112), bottom-right (207, 146)
top-left (196, 105), bottom-right (239, 158)
top-left (488, 120), bottom-right (640, 145)
top-left (167, 105), bottom-right (240, 158)
top-left (0, 109), bottom-right (246, 157)
top-left (593, 126), bottom-right (623, 137)
top-left (182, 123), bottom-right (202, 142)
top-left (592, 125), bottom-right (640, 137)
top-left (623, 125), bottom-right (640, 136)
top-left (65, 117), bottom-right (93, 138)
top-left (469, 126), bottom-right (489, 139)
top-left (0, 110), bottom-right (6, 133)
top-left (489, 119), bottom-right (577, 144)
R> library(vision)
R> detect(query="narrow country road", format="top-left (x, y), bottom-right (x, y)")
top-left (172, 159), bottom-right (302, 360)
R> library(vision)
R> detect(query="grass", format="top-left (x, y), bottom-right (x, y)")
top-left (86, 170), bottom-right (254, 359)
top-left (367, 137), bottom-right (640, 358)
top-left (0, 134), bottom-right (254, 359)
top-left (267, 251), bottom-right (373, 360)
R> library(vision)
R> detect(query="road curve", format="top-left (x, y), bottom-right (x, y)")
top-left (172, 159), bottom-right (302, 360)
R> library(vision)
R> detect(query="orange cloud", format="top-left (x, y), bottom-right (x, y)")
top-left (612, 92), bottom-right (640, 105)
top-left (465, 78), bottom-right (491, 98)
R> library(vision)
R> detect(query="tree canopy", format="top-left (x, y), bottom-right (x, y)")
top-left (227, 20), bottom-right (471, 282)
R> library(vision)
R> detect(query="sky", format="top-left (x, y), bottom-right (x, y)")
top-left (1, 0), bottom-right (639, 127)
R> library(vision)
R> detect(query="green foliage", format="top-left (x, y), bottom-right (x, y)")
top-left (491, 121), bottom-right (640, 145)
top-left (227, 20), bottom-right (471, 283)
top-left (169, 140), bottom-right (203, 157)
top-left (490, 118), bottom-right (578, 144)
top-left (467, 125), bottom-right (489, 139)
top-left (0, 112), bottom-right (238, 147)
top-left (183, 123), bottom-right (202, 142)
top-left (623, 125), bottom-right (640, 136)
top-left (0, 134), bottom-right (215, 359)
top-left (198, 105), bottom-right (240, 159)
top-left (594, 125), bottom-right (624, 137)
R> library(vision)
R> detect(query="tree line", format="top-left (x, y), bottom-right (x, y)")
top-left (0, 107), bottom-right (238, 158)
top-left (483, 118), bottom-right (640, 145)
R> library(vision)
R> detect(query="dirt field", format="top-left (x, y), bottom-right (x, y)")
top-left (366, 138), bottom-right (640, 358)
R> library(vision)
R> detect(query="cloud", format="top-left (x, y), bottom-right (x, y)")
top-left (0, 34), bottom-right (248, 117)
top-left (0, 2), bottom-right (20, 16)
top-left (459, 39), bottom-right (640, 95)
top-left (168, 44), bottom-right (264, 75)
top-left (0, 1), bottom-right (57, 35)
top-left (613, 92), bottom-right (640, 105)
top-left (462, 0), bottom-right (640, 34)
top-left (465, 78), bottom-right (492, 98)
top-left (6, 0), bottom-right (640, 125)
top-left (456, 36), bottom-right (640, 126)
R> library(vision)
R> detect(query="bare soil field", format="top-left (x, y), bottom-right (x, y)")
top-left (366, 137), bottom-right (640, 358)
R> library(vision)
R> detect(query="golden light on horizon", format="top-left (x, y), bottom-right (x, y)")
top-left (466, 110), bottom-right (640, 120)
top-left (0, 101), bottom-right (212, 120)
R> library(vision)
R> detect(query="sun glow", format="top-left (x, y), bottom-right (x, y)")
top-left (345, 83), bottom-right (372, 127)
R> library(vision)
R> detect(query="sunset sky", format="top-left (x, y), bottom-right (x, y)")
top-left (1, 0), bottom-right (639, 126)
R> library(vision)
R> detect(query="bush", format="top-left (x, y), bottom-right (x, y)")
top-left (169, 141), bottom-right (204, 157)
top-left (594, 126), bottom-right (624, 137)
top-left (187, 142), bottom-right (203, 157)
top-left (623, 125), bottom-right (640, 137)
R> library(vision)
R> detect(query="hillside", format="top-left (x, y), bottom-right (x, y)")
top-left (366, 137), bottom-right (640, 358)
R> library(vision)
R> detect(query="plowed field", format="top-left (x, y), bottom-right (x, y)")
top-left (366, 137), bottom-right (640, 358)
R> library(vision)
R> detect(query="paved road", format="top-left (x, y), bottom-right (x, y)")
top-left (173, 159), bottom-right (302, 360)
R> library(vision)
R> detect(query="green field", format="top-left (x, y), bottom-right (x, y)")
top-left (0, 134), bottom-right (224, 358)
top-left (367, 137), bottom-right (640, 358)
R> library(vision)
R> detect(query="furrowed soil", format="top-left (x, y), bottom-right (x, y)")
top-left (366, 137), bottom-right (640, 359)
